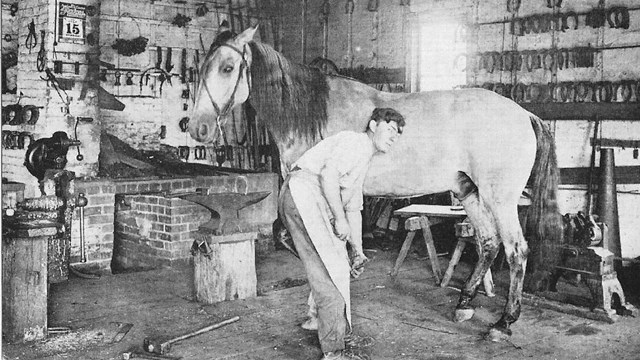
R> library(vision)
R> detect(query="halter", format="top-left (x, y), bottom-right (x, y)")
top-left (201, 43), bottom-right (251, 145)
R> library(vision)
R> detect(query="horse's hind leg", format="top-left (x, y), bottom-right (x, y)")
top-left (486, 209), bottom-right (529, 342)
top-left (452, 180), bottom-right (501, 323)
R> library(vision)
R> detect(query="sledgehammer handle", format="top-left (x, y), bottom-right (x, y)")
top-left (168, 316), bottom-right (240, 345)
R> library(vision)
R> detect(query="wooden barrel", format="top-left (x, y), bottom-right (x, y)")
top-left (193, 232), bottom-right (257, 304)
top-left (2, 227), bottom-right (53, 343)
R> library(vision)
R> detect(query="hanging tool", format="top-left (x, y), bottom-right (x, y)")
top-left (345, 0), bottom-right (354, 68)
top-left (250, 0), bottom-right (267, 41)
top-left (320, 0), bottom-right (330, 59)
top-left (193, 49), bottom-right (200, 95)
top-left (180, 48), bottom-right (187, 84)
top-left (139, 46), bottom-right (172, 94)
top-left (165, 47), bottom-right (174, 73)
top-left (196, 3), bottom-right (209, 17)
top-left (73, 116), bottom-right (92, 162)
top-left (125, 72), bottom-right (134, 85)
top-left (301, 0), bottom-right (307, 63)
top-left (237, 1), bottom-right (245, 31)
top-left (37, 30), bottom-right (46, 72)
top-left (227, 0), bottom-right (236, 32)
top-left (246, 0), bottom-right (256, 29)
top-left (156, 46), bottom-right (163, 69)
top-left (52, 60), bottom-right (81, 75)
top-left (25, 20), bottom-right (37, 53)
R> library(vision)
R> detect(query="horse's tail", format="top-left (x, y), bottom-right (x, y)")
top-left (525, 115), bottom-right (563, 244)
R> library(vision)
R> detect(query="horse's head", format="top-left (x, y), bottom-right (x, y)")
top-left (190, 26), bottom-right (258, 143)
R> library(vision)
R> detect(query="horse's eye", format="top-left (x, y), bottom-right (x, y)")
top-left (222, 66), bottom-right (234, 73)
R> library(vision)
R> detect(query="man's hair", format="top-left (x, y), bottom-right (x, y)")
top-left (369, 108), bottom-right (405, 133)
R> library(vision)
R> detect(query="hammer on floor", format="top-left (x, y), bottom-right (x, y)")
top-left (143, 316), bottom-right (240, 355)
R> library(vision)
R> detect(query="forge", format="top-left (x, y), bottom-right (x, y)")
top-left (68, 133), bottom-right (281, 274)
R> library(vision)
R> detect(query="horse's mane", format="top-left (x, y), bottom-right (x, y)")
top-left (247, 41), bottom-right (329, 142)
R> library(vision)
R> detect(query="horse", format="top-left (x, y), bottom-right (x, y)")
top-left (189, 26), bottom-right (563, 342)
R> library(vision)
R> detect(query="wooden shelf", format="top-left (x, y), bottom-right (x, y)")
top-left (520, 102), bottom-right (640, 121)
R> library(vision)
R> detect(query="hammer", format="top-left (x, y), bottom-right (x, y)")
top-left (143, 316), bottom-right (240, 355)
top-left (122, 352), bottom-right (181, 360)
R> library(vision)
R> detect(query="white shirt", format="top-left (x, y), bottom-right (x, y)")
top-left (293, 131), bottom-right (375, 211)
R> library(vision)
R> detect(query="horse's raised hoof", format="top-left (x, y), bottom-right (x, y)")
top-left (453, 308), bottom-right (475, 322)
top-left (485, 326), bottom-right (512, 342)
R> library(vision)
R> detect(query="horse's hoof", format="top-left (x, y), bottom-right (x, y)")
top-left (453, 308), bottom-right (475, 322)
top-left (485, 327), bottom-right (512, 342)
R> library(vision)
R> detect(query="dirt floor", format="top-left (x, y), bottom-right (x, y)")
top-left (3, 238), bottom-right (640, 360)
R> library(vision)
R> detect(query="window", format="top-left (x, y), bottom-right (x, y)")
top-left (418, 22), bottom-right (467, 91)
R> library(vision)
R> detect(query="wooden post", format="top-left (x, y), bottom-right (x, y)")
top-left (2, 227), bottom-right (54, 343)
top-left (193, 232), bottom-right (257, 304)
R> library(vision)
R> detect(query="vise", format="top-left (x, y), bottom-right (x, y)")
top-left (12, 131), bottom-right (88, 283)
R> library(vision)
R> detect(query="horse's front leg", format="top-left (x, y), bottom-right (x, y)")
top-left (454, 191), bottom-right (500, 323)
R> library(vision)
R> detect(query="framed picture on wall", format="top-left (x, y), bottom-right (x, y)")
top-left (58, 2), bottom-right (86, 44)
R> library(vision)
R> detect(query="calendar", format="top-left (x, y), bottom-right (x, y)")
top-left (58, 2), bottom-right (86, 44)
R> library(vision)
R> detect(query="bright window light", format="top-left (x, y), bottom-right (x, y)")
top-left (419, 22), bottom-right (467, 91)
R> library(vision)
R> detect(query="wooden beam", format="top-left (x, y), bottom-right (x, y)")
top-left (520, 102), bottom-right (640, 121)
top-left (591, 138), bottom-right (640, 149)
top-left (339, 67), bottom-right (405, 84)
top-left (559, 166), bottom-right (640, 185)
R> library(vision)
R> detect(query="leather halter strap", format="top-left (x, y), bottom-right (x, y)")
top-left (201, 43), bottom-right (251, 143)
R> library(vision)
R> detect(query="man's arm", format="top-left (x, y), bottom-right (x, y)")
top-left (319, 164), bottom-right (350, 241)
top-left (345, 210), bottom-right (363, 255)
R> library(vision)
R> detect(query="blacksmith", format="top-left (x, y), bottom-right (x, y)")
top-left (279, 108), bottom-right (405, 360)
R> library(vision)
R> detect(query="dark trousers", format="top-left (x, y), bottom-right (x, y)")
top-left (279, 182), bottom-right (347, 354)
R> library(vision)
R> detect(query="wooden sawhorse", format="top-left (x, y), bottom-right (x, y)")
top-left (390, 205), bottom-right (468, 282)
top-left (390, 205), bottom-right (494, 296)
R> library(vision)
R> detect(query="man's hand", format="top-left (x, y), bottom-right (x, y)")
top-left (332, 217), bottom-right (351, 241)
top-left (350, 252), bottom-right (369, 279)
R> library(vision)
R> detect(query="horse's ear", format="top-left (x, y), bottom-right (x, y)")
top-left (218, 20), bottom-right (230, 34)
top-left (236, 26), bottom-right (258, 45)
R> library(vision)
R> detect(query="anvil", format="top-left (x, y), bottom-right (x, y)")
top-left (168, 188), bottom-right (271, 235)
